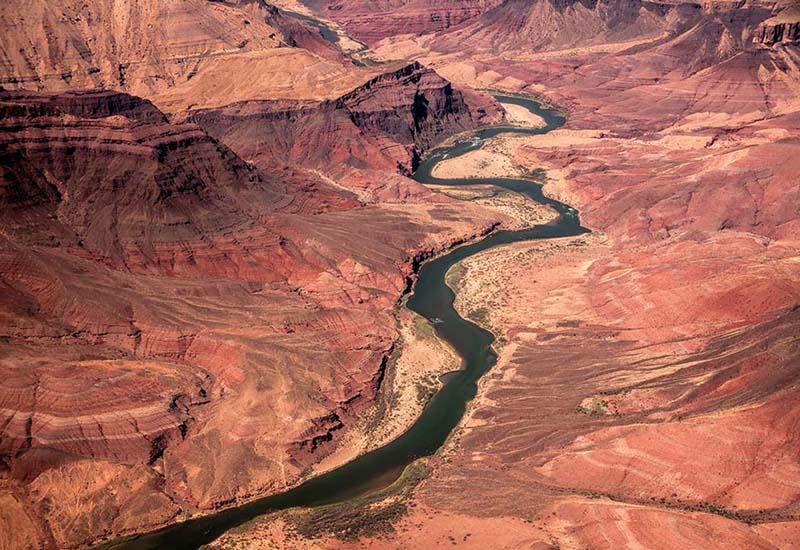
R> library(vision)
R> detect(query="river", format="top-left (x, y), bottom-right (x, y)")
top-left (103, 95), bottom-right (588, 550)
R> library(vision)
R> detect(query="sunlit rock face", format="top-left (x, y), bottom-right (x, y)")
top-left (301, 0), bottom-right (505, 43)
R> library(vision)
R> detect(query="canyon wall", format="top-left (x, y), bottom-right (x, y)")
top-left (754, 1), bottom-right (800, 44)
top-left (0, 4), bottom-right (507, 546)
top-left (301, 0), bottom-right (504, 43)
top-left (190, 61), bottom-right (502, 175)
top-left (218, 1), bottom-right (800, 548)
top-left (0, 0), bottom-right (370, 111)
top-left (1, 0), bottom-right (799, 547)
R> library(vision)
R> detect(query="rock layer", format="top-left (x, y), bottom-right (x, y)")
top-left (0, 73), bottom-right (503, 546)
top-left (2, 0), bottom-right (800, 548)
top-left (302, 0), bottom-right (504, 43)
top-left (204, 1), bottom-right (800, 548)
top-left (754, 1), bottom-right (800, 45)
top-left (190, 62), bottom-right (502, 176)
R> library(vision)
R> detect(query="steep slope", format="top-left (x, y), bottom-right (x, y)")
top-left (755, 1), bottom-right (800, 44)
top-left (2, 0), bottom-right (798, 548)
top-left (0, 0), bottom-right (278, 91)
top-left (442, 0), bottom-right (698, 51)
top-left (190, 62), bottom-right (503, 176)
top-left (0, 90), bottom-right (298, 264)
top-left (0, 0), bottom-right (373, 111)
top-left (302, 0), bottom-right (504, 44)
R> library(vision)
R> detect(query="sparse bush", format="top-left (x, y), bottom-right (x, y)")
top-left (413, 315), bottom-right (435, 339)
top-left (576, 398), bottom-right (610, 417)
top-left (445, 263), bottom-right (467, 290)
top-left (467, 307), bottom-right (489, 324)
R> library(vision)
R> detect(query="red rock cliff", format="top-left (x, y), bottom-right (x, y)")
top-left (190, 62), bottom-right (502, 174)
top-left (754, 2), bottom-right (800, 44)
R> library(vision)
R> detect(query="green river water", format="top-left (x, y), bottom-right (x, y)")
top-left (105, 95), bottom-right (588, 550)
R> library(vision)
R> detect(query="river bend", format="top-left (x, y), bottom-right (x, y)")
top-left (106, 95), bottom-right (588, 550)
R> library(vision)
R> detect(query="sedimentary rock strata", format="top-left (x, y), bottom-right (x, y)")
top-left (755, 1), bottom-right (800, 44)
top-left (204, 1), bottom-right (800, 548)
top-left (2, 0), bottom-right (800, 548)
top-left (0, 41), bottom-right (505, 545)
top-left (301, 0), bottom-right (504, 44)
top-left (0, 0), bottom-right (277, 92)
top-left (0, 0), bottom-right (366, 94)
top-left (190, 62), bottom-right (502, 177)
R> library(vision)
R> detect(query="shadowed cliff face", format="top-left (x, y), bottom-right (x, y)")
top-left (0, 90), bottom-right (300, 265)
top-left (756, 18), bottom-right (800, 43)
top-left (0, 90), bottom-right (168, 123)
top-left (335, 62), bottom-right (472, 165)
top-left (754, 1), bottom-right (800, 44)
top-left (190, 62), bottom-right (503, 175)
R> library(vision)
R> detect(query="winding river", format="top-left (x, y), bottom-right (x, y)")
top-left (105, 95), bottom-right (588, 550)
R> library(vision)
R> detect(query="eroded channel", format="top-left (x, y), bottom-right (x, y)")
top-left (104, 95), bottom-right (588, 550)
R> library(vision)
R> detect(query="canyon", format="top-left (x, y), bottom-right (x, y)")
top-left (1, 0), bottom-right (800, 549)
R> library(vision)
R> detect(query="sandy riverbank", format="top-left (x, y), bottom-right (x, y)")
top-left (500, 101), bottom-right (546, 128)
top-left (433, 185), bottom-right (556, 229)
top-left (298, 305), bottom-right (460, 481)
top-left (431, 147), bottom-right (524, 179)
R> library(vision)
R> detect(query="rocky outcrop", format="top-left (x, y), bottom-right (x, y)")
top-left (190, 62), bottom-right (503, 176)
top-left (336, 62), bottom-right (476, 164)
top-left (754, 3), bottom-right (800, 44)
top-left (756, 19), bottom-right (800, 43)
top-left (0, 90), bottom-right (302, 266)
top-left (303, 0), bottom-right (504, 44)
top-left (213, 0), bottom-right (349, 61)
top-left (0, 90), bottom-right (167, 123)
